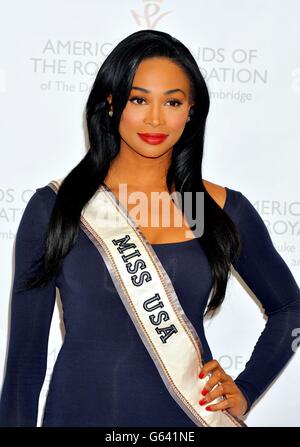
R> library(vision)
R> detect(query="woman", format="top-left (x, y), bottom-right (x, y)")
top-left (0, 29), bottom-right (299, 427)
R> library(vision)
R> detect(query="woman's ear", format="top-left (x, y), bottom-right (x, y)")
top-left (107, 94), bottom-right (113, 116)
top-left (189, 105), bottom-right (195, 116)
top-left (107, 94), bottom-right (112, 105)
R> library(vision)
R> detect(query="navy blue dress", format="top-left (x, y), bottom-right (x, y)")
top-left (0, 183), bottom-right (299, 427)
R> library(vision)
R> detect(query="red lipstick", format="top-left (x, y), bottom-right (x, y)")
top-left (137, 133), bottom-right (168, 145)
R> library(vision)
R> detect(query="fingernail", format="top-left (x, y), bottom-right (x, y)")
top-left (198, 372), bottom-right (204, 379)
top-left (201, 388), bottom-right (208, 396)
top-left (199, 398), bottom-right (207, 406)
top-left (206, 406), bottom-right (212, 411)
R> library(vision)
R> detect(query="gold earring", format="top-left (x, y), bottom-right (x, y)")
top-left (108, 109), bottom-right (113, 117)
top-left (187, 115), bottom-right (190, 122)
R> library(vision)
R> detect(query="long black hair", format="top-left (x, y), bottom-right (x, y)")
top-left (19, 29), bottom-right (241, 318)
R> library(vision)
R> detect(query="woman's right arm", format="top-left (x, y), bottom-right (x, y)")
top-left (0, 187), bottom-right (57, 427)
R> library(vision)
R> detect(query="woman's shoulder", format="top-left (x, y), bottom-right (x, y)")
top-left (203, 179), bottom-right (270, 235)
top-left (24, 179), bottom-right (61, 219)
top-left (203, 178), bottom-right (248, 225)
top-left (203, 179), bottom-right (227, 209)
top-left (35, 177), bottom-right (63, 199)
top-left (15, 180), bottom-right (60, 241)
top-left (35, 181), bottom-right (58, 202)
top-left (203, 179), bottom-right (243, 209)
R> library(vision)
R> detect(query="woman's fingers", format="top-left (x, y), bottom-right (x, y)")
top-left (198, 359), bottom-right (249, 417)
top-left (203, 396), bottom-right (234, 413)
top-left (199, 363), bottom-right (228, 396)
top-left (199, 381), bottom-right (233, 405)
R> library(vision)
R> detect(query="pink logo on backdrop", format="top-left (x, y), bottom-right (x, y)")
top-left (131, 0), bottom-right (172, 29)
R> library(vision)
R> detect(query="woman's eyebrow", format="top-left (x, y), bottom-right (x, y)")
top-left (131, 86), bottom-right (186, 96)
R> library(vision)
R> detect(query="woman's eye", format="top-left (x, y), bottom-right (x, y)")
top-left (129, 97), bottom-right (145, 105)
top-left (168, 99), bottom-right (182, 107)
top-left (128, 97), bottom-right (182, 107)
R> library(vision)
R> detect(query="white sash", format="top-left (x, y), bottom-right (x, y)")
top-left (48, 178), bottom-right (247, 427)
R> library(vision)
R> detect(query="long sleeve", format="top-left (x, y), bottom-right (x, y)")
top-left (0, 188), bottom-right (57, 427)
top-left (228, 191), bottom-right (300, 416)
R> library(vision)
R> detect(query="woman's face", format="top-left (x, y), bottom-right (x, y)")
top-left (108, 57), bottom-right (194, 159)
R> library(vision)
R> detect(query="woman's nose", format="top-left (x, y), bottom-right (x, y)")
top-left (144, 105), bottom-right (165, 126)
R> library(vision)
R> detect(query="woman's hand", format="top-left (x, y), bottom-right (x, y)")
top-left (198, 359), bottom-right (248, 418)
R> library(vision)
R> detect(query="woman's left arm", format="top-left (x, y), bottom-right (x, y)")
top-left (200, 190), bottom-right (300, 417)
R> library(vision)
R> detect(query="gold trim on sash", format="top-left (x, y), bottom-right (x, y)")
top-left (47, 178), bottom-right (247, 428)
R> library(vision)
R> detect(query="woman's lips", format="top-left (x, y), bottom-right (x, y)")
top-left (137, 133), bottom-right (168, 145)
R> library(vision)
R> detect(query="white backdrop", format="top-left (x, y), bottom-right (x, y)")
top-left (0, 0), bottom-right (299, 427)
